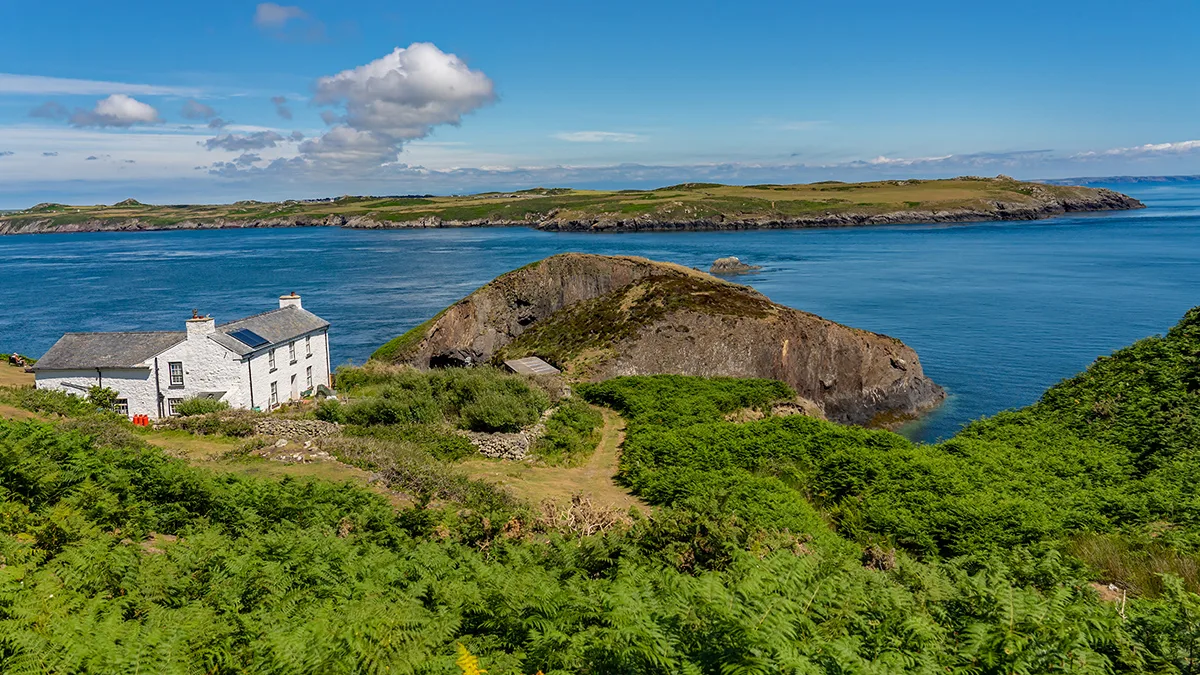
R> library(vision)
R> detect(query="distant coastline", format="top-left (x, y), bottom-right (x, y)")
top-left (0, 176), bottom-right (1144, 236)
top-left (1040, 174), bottom-right (1200, 186)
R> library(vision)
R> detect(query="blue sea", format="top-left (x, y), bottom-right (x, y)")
top-left (2, 183), bottom-right (1197, 442)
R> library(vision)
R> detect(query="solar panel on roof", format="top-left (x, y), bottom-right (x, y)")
top-left (228, 328), bottom-right (270, 348)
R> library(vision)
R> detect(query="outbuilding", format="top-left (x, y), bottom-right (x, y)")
top-left (33, 293), bottom-right (331, 419)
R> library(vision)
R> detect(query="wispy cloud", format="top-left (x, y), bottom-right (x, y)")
top-left (202, 131), bottom-right (288, 152)
top-left (181, 100), bottom-right (218, 121)
top-left (553, 131), bottom-right (645, 143)
top-left (0, 151), bottom-right (13, 158)
top-left (0, 73), bottom-right (200, 97)
top-left (271, 95), bottom-right (293, 120)
top-left (254, 3), bottom-right (325, 41)
top-left (1075, 140), bottom-right (1200, 158)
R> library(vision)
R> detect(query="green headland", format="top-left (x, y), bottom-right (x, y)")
top-left (0, 175), bottom-right (1142, 235)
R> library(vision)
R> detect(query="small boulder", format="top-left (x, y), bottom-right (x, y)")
top-left (710, 256), bottom-right (762, 275)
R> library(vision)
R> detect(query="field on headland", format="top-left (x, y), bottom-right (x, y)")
top-left (0, 176), bottom-right (1142, 235)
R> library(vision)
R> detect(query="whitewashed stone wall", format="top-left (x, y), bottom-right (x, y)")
top-left (245, 329), bottom-right (330, 411)
top-left (156, 332), bottom-right (248, 413)
top-left (35, 368), bottom-right (158, 418)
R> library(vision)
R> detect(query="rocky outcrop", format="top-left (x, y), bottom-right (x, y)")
top-left (373, 255), bottom-right (702, 367)
top-left (379, 254), bottom-right (945, 426)
top-left (710, 257), bottom-right (762, 275)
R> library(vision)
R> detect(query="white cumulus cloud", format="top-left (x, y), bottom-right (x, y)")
top-left (70, 94), bottom-right (161, 128)
top-left (313, 43), bottom-right (495, 143)
top-left (554, 131), bottom-right (644, 143)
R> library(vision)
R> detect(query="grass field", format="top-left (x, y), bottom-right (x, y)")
top-left (0, 177), bottom-right (1138, 232)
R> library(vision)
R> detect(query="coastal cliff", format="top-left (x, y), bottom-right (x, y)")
top-left (374, 254), bottom-right (945, 426)
top-left (0, 177), bottom-right (1143, 236)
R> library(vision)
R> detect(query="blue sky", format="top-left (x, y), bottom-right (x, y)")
top-left (0, 0), bottom-right (1198, 207)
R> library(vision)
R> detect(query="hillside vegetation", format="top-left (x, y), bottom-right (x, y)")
top-left (2, 309), bottom-right (1200, 672)
top-left (0, 177), bottom-right (1141, 235)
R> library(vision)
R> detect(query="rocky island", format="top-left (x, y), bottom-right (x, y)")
top-left (709, 256), bottom-right (762, 275)
top-left (373, 253), bottom-right (945, 426)
top-left (0, 176), bottom-right (1142, 236)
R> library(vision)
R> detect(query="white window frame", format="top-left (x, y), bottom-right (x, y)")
top-left (168, 361), bottom-right (184, 387)
top-left (269, 381), bottom-right (278, 408)
top-left (115, 399), bottom-right (129, 417)
top-left (305, 336), bottom-right (312, 358)
top-left (168, 398), bottom-right (183, 416)
top-left (269, 349), bottom-right (276, 371)
top-left (289, 341), bottom-right (297, 364)
top-left (306, 365), bottom-right (313, 389)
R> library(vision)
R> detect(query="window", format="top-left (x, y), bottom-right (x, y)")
top-left (168, 398), bottom-right (183, 416)
top-left (269, 381), bottom-right (278, 407)
top-left (290, 374), bottom-right (297, 398)
top-left (306, 336), bottom-right (312, 358)
top-left (269, 349), bottom-right (276, 371)
top-left (289, 341), bottom-right (297, 364)
top-left (115, 399), bottom-right (129, 417)
top-left (306, 366), bottom-right (313, 389)
top-left (168, 361), bottom-right (184, 387)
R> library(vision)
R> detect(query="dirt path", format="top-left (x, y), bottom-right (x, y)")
top-left (460, 408), bottom-right (647, 513)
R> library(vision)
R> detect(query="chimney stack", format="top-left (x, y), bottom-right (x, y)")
top-left (279, 292), bottom-right (302, 310)
top-left (186, 310), bottom-right (216, 339)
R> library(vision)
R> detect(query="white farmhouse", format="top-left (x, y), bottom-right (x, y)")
top-left (33, 294), bottom-right (331, 419)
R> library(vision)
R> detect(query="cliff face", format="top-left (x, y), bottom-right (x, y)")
top-left (377, 254), bottom-right (945, 426)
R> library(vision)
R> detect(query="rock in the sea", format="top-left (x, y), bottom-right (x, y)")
top-left (373, 253), bottom-right (945, 426)
top-left (710, 256), bottom-right (762, 275)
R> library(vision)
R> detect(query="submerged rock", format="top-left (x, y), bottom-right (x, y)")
top-left (374, 253), bottom-right (945, 426)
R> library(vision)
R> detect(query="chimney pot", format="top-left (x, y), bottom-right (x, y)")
top-left (279, 292), bottom-right (302, 310)
top-left (186, 312), bottom-right (216, 338)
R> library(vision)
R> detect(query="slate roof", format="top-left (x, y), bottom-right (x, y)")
top-left (34, 306), bottom-right (330, 370)
top-left (33, 332), bottom-right (185, 371)
top-left (209, 306), bottom-right (330, 356)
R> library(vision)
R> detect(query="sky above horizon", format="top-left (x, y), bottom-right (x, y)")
top-left (0, 0), bottom-right (1198, 207)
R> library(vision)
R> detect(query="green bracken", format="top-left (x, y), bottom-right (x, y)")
top-left (2, 309), bottom-right (1199, 673)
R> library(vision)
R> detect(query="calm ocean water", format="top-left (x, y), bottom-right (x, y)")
top-left (2, 183), bottom-right (1197, 442)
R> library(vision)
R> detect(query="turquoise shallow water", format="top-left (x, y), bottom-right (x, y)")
top-left (2, 183), bottom-right (1197, 442)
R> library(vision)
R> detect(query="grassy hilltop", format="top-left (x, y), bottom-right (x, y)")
top-left (0, 176), bottom-right (1142, 234)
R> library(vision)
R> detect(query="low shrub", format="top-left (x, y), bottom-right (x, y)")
top-left (161, 409), bottom-right (257, 437)
top-left (0, 386), bottom-right (97, 417)
top-left (174, 397), bottom-right (231, 417)
top-left (314, 398), bottom-right (346, 423)
top-left (343, 423), bottom-right (475, 462)
top-left (332, 365), bottom-right (551, 432)
top-left (531, 398), bottom-right (604, 466)
top-left (86, 385), bottom-right (119, 412)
